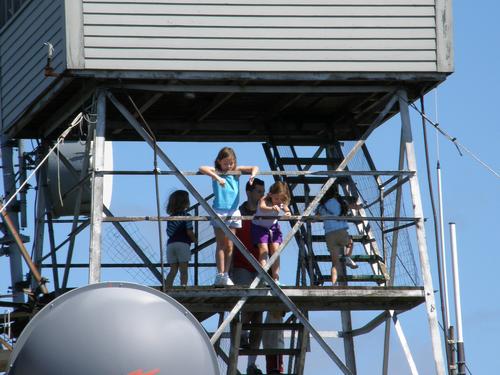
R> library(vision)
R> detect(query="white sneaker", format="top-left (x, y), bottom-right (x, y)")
top-left (344, 256), bottom-right (359, 269)
top-left (274, 279), bottom-right (285, 287)
top-left (214, 273), bottom-right (225, 287)
top-left (223, 274), bottom-right (234, 286)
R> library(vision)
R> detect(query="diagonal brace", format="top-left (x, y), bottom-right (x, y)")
top-left (212, 93), bottom-right (397, 372)
top-left (213, 93), bottom-right (399, 339)
top-left (109, 91), bottom-right (397, 375)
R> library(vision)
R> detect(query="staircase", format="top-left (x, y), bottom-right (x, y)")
top-left (227, 315), bottom-right (309, 375)
top-left (262, 142), bottom-right (389, 287)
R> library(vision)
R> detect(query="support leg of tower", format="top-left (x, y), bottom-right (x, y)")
top-left (228, 318), bottom-right (243, 375)
top-left (89, 89), bottom-right (106, 284)
top-left (1, 138), bottom-right (24, 303)
top-left (398, 90), bottom-right (445, 375)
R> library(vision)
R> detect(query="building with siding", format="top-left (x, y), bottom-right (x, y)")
top-left (0, 0), bottom-right (453, 141)
top-left (0, 1), bottom-right (454, 374)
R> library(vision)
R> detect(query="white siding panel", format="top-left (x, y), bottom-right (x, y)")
top-left (85, 37), bottom-right (436, 50)
top-left (0, 0), bottom-right (66, 130)
top-left (84, 26), bottom-right (437, 39)
top-left (83, 4), bottom-right (436, 17)
top-left (84, 0), bottom-right (436, 5)
top-left (85, 59), bottom-right (437, 72)
top-left (84, 14), bottom-right (436, 28)
top-left (81, 0), bottom-right (439, 72)
top-left (86, 48), bottom-right (436, 61)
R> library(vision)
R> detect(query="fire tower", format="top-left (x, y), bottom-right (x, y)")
top-left (0, 0), bottom-right (453, 374)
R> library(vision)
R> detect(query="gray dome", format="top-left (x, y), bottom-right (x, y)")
top-left (7, 282), bottom-right (218, 375)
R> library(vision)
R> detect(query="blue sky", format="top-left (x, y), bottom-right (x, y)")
top-left (1, 1), bottom-right (499, 374)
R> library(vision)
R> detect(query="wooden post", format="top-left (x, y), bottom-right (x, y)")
top-left (32, 150), bottom-right (48, 286)
top-left (399, 90), bottom-right (445, 375)
top-left (194, 205), bottom-right (199, 286)
top-left (383, 110), bottom-right (407, 374)
top-left (295, 321), bottom-right (309, 375)
top-left (0, 138), bottom-right (24, 302)
top-left (0, 202), bottom-right (48, 294)
top-left (89, 89), bottom-right (106, 284)
top-left (228, 318), bottom-right (242, 375)
top-left (109, 91), bottom-right (397, 375)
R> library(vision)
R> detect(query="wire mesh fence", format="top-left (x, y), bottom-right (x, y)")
top-left (275, 142), bottom-right (420, 287)
top-left (100, 141), bottom-right (420, 288)
top-left (101, 195), bottom-right (218, 287)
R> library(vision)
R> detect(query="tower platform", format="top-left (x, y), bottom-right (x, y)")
top-left (167, 286), bottom-right (425, 314)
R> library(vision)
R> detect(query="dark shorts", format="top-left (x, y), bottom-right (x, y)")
top-left (251, 223), bottom-right (283, 245)
top-left (231, 267), bottom-right (259, 285)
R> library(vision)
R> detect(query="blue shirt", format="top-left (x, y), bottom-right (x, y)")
top-left (212, 175), bottom-right (240, 210)
top-left (318, 198), bottom-right (349, 234)
top-left (167, 211), bottom-right (193, 245)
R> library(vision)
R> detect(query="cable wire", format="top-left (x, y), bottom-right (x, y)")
top-left (0, 112), bottom-right (83, 213)
top-left (405, 98), bottom-right (500, 179)
top-left (420, 96), bottom-right (452, 366)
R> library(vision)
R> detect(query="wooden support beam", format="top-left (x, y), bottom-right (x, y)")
top-left (228, 320), bottom-right (243, 375)
top-left (101, 215), bottom-right (418, 223)
top-left (107, 91), bottom-right (352, 373)
top-left (295, 323), bottom-right (309, 375)
top-left (398, 90), bottom-right (445, 375)
top-left (350, 311), bottom-right (390, 337)
top-left (383, 100), bottom-right (408, 374)
top-left (101, 169), bottom-right (415, 177)
top-left (88, 89), bottom-right (106, 284)
top-left (0, 202), bottom-right (48, 294)
top-left (112, 83), bottom-right (396, 94)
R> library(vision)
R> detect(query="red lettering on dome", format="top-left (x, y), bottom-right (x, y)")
top-left (128, 369), bottom-right (160, 375)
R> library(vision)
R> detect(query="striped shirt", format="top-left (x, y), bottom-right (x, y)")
top-left (167, 211), bottom-right (193, 245)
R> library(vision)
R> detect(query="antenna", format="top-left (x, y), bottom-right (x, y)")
top-left (449, 223), bottom-right (467, 375)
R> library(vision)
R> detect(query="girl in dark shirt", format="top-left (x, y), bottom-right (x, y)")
top-left (165, 190), bottom-right (196, 287)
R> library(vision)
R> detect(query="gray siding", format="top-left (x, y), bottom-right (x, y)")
top-left (82, 0), bottom-right (439, 72)
top-left (0, 0), bottom-right (66, 130)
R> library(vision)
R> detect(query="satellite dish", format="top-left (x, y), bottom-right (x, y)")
top-left (7, 282), bottom-right (219, 375)
top-left (46, 141), bottom-right (113, 217)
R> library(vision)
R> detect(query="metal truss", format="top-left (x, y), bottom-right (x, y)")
top-left (0, 85), bottom-right (446, 375)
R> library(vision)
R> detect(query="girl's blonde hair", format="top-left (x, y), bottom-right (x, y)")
top-left (214, 147), bottom-right (237, 171)
top-left (166, 190), bottom-right (190, 214)
top-left (268, 181), bottom-right (291, 205)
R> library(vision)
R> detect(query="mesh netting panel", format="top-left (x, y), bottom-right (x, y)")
top-left (194, 198), bottom-right (219, 286)
top-left (102, 196), bottom-right (218, 286)
top-left (341, 141), bottom-right (420, 286)
top-left (274, 143), bottom-right (420, 287)
top-left (102, 221), bottom-right (161, 285)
